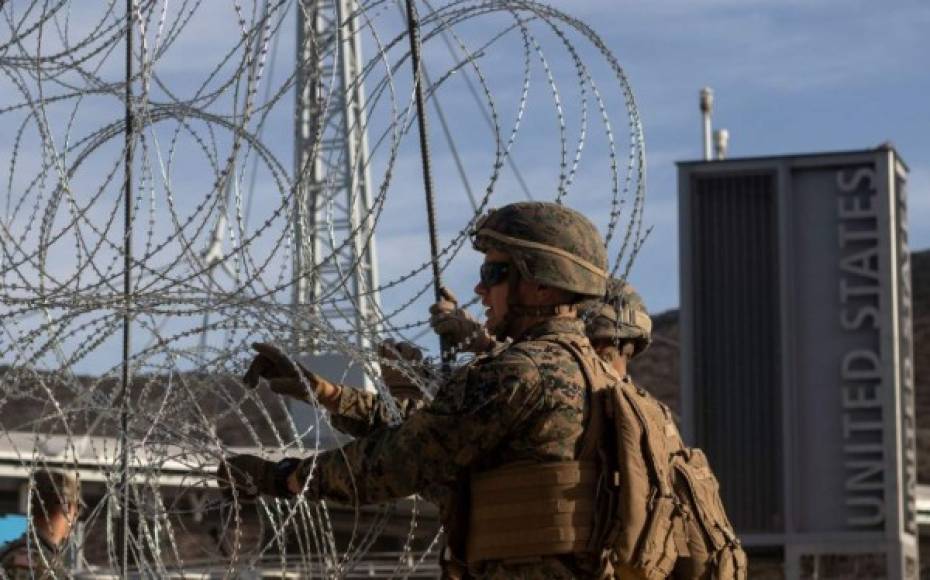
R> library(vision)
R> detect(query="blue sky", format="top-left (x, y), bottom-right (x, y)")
top-left (367, 0), bottom-right (930, 325)
top-left (1, 0), bottom-right (927, 369)
top-left (0, 516), bottom-right (25, 545)
top-left (552, 0), bottom-right (930, 312)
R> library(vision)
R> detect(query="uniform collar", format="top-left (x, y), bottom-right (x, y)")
top-left (515, 316), bottom-right (586, 341)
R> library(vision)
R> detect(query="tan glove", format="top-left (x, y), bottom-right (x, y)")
top-left (429, 287), bottom-right (492, 353)
top-left (243, 343), bottom-right (341, 407)
top-left (378, 339), bottom-right (427, 393)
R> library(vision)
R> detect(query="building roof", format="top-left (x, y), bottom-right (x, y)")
top-left (676, 143), bottom-right (909, 171)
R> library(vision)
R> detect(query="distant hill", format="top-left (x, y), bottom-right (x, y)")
top-left (628, 310), bottom-right (680, 414)
top-left (632, 248), bottom-right (930, 482)
top-left (0, 367), bottom-right (291, 448)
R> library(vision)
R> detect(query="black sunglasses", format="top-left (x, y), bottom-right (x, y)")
top-left (479, 261), bottom-right (511, 287)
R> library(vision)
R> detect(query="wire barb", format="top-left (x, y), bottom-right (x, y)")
top-left (0, 0), bottom-right (646, 575)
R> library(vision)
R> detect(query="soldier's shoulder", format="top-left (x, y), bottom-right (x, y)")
top-left (511, 334), bottom-right (581, 358)
top-left (0, 537), bottom-right (33, 575)
top-left (0, 536), bottom-right (27, 559)
top-left (473, 342), bottom-right (541, 382)
top-left (434, 345), bottom-right (542, 411)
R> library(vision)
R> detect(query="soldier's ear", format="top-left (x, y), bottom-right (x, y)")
top-left (535, 284), bottom-right (574, 304)
top-left (66, 501), bottom-right (79, 522)
top-left (621, 342), bottom-right (636, 359)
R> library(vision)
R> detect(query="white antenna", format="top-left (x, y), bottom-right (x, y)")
top-left (700, 87), bottom-right (714, 161)
top-left (714, 128), bottom-right (730, 160)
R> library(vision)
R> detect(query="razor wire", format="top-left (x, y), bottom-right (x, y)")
top-left (0, 0), bottom-right (647, 577)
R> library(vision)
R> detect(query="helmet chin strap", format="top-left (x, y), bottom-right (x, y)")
top-left (489, 266), bottom-right (575, 341)
top-left (508, 304), bottom-right (577, 317)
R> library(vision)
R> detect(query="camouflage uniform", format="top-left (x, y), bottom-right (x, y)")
top-left (0, 534), bottom-right (65, 580)
top-left (326, 339), bottom-right (509, 436)
top-left (230, 202), bottom-right (611, 578)
top-left (298, 317), bottom-right (600, 578)
top-left (328, 384), bottom-right (425, 438)
top-left (326, 360), bottom-right (469, 576)
top-left (301, 204), bottom-right (609, 577)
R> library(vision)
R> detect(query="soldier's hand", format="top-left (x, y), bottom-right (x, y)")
top-left (428, 287), bottom-right (492, 353)
top-left (378, 339), bottom-right (425, 389)
top-left (243, 342), bottom-right (296, 386)
top-left (379, 339), bottom-right (423, 364)
top-left (216, 454), bottom-right (295, 500)
top-left (244, 343), bottom-right (328, 397)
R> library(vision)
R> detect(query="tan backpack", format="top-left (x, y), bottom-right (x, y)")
top-left (553, 338), bottom-right (747, 580)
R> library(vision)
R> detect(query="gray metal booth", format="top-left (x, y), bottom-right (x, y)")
top-left (678, 147), bottom-right (917, 578)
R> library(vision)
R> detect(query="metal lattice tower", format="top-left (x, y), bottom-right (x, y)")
top-left (294, 0), bottom-right (380, 355)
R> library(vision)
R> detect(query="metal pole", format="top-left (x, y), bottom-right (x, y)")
top-left (293, 0), bottom-right (315, 352)
top-left (119, 0), bottom-right (134, 574)
top-left (700, 87), bottom-right (713, 161)
top-left (403, 0), bottom-right (452, 365)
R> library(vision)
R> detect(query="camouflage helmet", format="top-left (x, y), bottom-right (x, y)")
top-left (582, 279), bottom-right (652, 357)
top-left (31, 469), bottom-right (80, 516)
top-left (471, 202), bottom-right (608, 297)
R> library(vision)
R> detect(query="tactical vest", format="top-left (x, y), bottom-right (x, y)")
top-left (467, 460), bottom-right (598, 563)
top-left (465, 338), bottom-right (747, 579)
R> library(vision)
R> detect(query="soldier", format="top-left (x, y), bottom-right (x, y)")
top-left (222, 201), bottom-right (615, 578)
top-left (265, 281), bottom-right (649, 437)
top-left (0, 469), bottom-right (80, 579)
top-left (580, 280), bottom-right (747, 579)
top-left (578, 278), bottom-right (652, 378)
top-left (247, 266), bottom-right (746, 578)
top-left (245, 282), bottom-right (642, 440)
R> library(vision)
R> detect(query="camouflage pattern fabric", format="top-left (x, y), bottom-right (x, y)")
top-left (329, 386), bottom-right (426, 437)
top-left (472, 202), bottom-right (608, 298)
top-left (326, 356), bottom-right (487, 576)
top-left (0, 534), bottom-right (65, 579)
top-left (328, 340), bottom-right (510, 435)
top-left (296, 317), bottom-right (600, 578)
top-left (326, 383), bottom-right (463, 574)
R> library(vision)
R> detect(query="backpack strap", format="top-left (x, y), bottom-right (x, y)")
top-left (619, 386), bottom-right (674, 498)
top-left (536, 336), bottom-right (608, 462)
top-left (539, 337), bottom-right (669, 492)
top-left (536, 336), bottom-right (621, 564)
